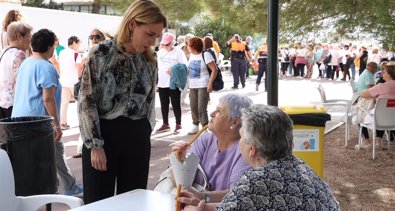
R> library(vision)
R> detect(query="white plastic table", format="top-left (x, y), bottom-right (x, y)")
top-left (68, 189), bottom-right (176, 211)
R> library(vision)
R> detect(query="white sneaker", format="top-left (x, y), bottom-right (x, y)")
top-left (188, 124), bottom-right (199, 135)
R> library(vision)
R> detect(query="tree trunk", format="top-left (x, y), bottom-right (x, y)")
top-left (91, 0), bottom-right (101, 14)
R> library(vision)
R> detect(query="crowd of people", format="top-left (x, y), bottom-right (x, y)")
top-left (1, 0), bottom-right (394, 209)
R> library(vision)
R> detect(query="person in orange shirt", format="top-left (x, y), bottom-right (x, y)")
top-left (226, 34), bottom-right (251, 89)
top-left (252, 43), bottom-right (268, 91)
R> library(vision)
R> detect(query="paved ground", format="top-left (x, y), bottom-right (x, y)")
top-left (41, 70), bottom-right (355, 210)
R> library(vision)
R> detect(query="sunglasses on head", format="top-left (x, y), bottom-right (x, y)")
top-left (89, 34), bottom-right (104, 40)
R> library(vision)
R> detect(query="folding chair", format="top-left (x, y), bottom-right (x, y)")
top-left (219, 59), bottom-right (232, 77)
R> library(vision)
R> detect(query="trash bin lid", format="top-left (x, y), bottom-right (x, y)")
top-left (280, 106), bottom-right (326, 114)
top-left (281, 106), bottom-right (331, 127)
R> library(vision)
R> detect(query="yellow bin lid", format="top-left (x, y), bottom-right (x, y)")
top-left (280, 106), bottom-right (326, 114)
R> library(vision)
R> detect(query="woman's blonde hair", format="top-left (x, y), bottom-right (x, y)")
top-left (116, 0), bottom-right (167, 62)
top-left (2, 10), bottom-right (22, 31)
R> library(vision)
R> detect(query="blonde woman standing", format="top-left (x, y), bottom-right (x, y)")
top-left (78, 0), bottom-right (167, 203)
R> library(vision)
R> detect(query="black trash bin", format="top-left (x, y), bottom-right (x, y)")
top-left (0, 116), bottom-right (57, 196)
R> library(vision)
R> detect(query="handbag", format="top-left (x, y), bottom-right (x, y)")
top-left (73, 80), bottom-right (80, 101)
top-left (153, 164), bottom-right (208, 194)
top-left (202, 49), bottom-right (224, 91)
top-left (323, 54), bottom-right (332, 64)
top-left (319, 63), bottom-right (326, 71)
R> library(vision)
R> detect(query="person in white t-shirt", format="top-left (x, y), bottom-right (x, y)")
top-left (186, 36), bottom-right (218, 135)
top-left (327, 45), bottom-right (341, 80)
top-left (58, 36), bottom-right (81, 130)
top-left (155, 32), bottom-right (187, 133)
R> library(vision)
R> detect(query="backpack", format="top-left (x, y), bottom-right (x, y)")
top-left (284, 51), bottom-right (290, 62)
top-left (202, 49), bottom-right (224, 91)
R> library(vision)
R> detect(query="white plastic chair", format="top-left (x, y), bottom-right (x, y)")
top-left (219, 59), bottom-right (232, 77)
top-left (357, 98), bottom-right (395, 159)
top-left (0, 149), bottom-right (84, 211)
top-left (317, 84), bottom-right (351, 146)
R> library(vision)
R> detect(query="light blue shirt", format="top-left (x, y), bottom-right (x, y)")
top-left (314, 49), bottom-right (323, 62)
top-left (356, 70), bottom-right (375, 93)
top-left (12, 58), bottom-right (62, 118)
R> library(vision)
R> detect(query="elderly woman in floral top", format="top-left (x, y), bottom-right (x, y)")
top-left (0, 21), bottom-right (31, 118)
top-left (179, 105), bottom-right (340, 211)
top-left (78, 0), bottom-right (167, 204)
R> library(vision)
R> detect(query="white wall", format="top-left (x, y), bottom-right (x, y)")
top-left (0, 2), bottom-right (122, 50)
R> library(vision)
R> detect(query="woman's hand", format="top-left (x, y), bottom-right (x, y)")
top-left (91, 148), bottom-right (107, 171)
top-left (171, 141), bottom-right (189, 160)
top-left (54, 127), bottom-right (63, 142)
top-left (184, 200), bottom-right (206, 211)
top-left (207, 84), bottom-right (213, 93)
top-left (177, 188), bottom-right (205, 207)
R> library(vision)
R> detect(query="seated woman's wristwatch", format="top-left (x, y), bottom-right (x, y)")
top-left (204, 192), bottom-right (210, 203)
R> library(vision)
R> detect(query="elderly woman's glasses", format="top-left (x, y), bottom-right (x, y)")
top-left (89, 34), bottom-right (104, 40)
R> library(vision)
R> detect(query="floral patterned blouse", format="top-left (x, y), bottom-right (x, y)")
top-left (217, 155), bottom-right (340, 211)
top-left (78, 39), bottom-right (157, 149)
top-left (0, 47), bottom-right (26, 108)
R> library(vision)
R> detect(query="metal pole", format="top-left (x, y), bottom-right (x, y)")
top-left (267, 0), bottom-right (279, 106)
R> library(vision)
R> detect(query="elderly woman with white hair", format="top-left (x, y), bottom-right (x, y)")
top-left (0, 21), bottom-right (32, 118)
top-left (179, 104), bottom-right (340, 211)
top-left (173, 93), bottom-right (253, 191)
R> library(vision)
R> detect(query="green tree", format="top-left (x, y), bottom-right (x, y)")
top-left (22, 0), bottom-right (44, 7)
top-left (204, 0), bottom-right (268, 35)
top-left (193, 15), bottom-right (237, 58)
top-left (91, 0), bottom-right (101, 14)
top-left (101, 0), bottom-right (203, 24)
top-left (279, 0), bottom-right (395, 48)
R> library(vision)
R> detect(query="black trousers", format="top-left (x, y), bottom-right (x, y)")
top-left (82, 117), bottom-right (152, 204)
top-left (294, 64), bottom-right (305, 77)
top-left (0, 106), bottom-right (12, 119)
top-left (361, 126), bottom-right (384, 139)
top-left (327, 65), bottom-right (337, 80)
top-left (256, 63), bottom-right (267, 88)
top-left (158, 87), bottom-right (181, 125)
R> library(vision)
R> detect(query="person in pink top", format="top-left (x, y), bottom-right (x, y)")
top-left (358, 61), bottom-right (395, 147)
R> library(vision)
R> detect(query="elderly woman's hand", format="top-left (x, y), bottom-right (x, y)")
top-left (170, 141), bottom-right (189, 160)
top-left (184, 200), bottom-right (206, 211)
top-left (177, 188), bottom-right (205, 208)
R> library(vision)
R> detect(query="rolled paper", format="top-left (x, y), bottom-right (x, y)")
top-left (176, 125), bottom-right (209, 160)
